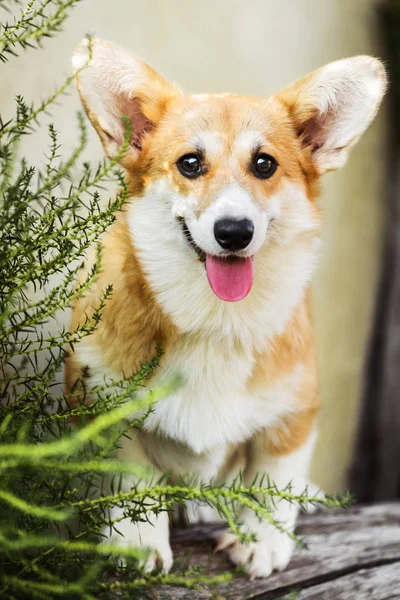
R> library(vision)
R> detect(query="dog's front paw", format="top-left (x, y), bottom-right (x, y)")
top-left (105, 509), bottom-right (173, 573)
top-left (109, 531), bottom-right (173, 574)
top-left (216, 526), bottom-right (295, 579)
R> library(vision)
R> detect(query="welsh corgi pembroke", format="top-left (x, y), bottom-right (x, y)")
top-left (67, 39), bottom-right (386, 578)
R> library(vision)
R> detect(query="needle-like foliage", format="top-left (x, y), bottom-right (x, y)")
top-left (0, 3), bottom-right (350, 599)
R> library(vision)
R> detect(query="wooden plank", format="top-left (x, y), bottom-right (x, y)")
top-left (279, 563), bottom-right (400, 600)
top-left (152, 503), bottom-right (400, 599)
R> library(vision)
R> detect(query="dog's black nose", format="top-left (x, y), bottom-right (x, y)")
top-left (214, 218), bottom-right (254, 251)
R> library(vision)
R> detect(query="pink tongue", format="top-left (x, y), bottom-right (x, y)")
top-left (205, 255), bottom-right (254, 302)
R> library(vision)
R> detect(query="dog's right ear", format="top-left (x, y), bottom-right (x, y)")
top-left (278, 56), bottom-right (387, 174)
top-left (72, 39), bottom-right (181, 163)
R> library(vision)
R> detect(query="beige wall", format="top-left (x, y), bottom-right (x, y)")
top-left (2, 0), bottom-right (386, 492)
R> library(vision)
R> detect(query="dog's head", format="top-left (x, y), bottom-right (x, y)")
top-left (73, 39), bottom-right (386, 304)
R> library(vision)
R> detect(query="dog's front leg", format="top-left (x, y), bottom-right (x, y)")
top-left (217, 417), bottom-right (317, 579)
top-left (104, 431), bottom-right (173, 573)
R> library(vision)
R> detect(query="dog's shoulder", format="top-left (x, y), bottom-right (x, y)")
top-left (249, 291), bottom-right (315, 390)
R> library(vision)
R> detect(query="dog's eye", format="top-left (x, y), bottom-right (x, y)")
top-left (177, 153), bottom-right (203, 179)
top-left (251, 153), bottom-right (278, 179)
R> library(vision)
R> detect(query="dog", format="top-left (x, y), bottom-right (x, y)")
top-left (66, 39), bottom-right (386, 579)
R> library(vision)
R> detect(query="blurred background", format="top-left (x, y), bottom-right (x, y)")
top-left (2, 0), bottom-right (398, 496)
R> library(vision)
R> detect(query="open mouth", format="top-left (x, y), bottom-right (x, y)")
top-left (178, 218), bottom-right (254, 303)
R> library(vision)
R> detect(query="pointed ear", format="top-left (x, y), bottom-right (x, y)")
top-left (278, 56), bottom-right (387, 174)
top-left (72, 39), bottom-right (181, 162)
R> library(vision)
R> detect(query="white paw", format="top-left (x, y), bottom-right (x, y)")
top-left (216, 526), bottom-right (295, 580)
top-left (141, 545), bottom-right (173, 574)
top-left (108, 532), bottom-right (173, 573)
top-left (105, 509), bottom-right (173, 573)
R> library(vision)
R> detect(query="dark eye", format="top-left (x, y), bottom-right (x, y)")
top-left (251, 152), bottom-right (278, 179)
top-left (177, 153), bottom-right (203, 179)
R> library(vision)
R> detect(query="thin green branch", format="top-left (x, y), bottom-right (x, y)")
top-left (101, 571), bottom-right (234, 593)
top-left (0, 490), bottom-right (68, 521)
top-left (0, 0), bottom-right (81, 62)
top-left (0, 458), bottom-right (151, 478)
top-left (34, 111), bottom-right (88, 200)
top-left (0, 382), bottom-right (175, 459)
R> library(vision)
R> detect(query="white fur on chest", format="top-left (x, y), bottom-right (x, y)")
top-left (77, 334), bottom-right (304, 454)
top-left (143, 334), bottom-right (304, 453)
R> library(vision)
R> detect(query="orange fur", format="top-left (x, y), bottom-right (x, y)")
top-left (65, 216), bottom-right (177, 393)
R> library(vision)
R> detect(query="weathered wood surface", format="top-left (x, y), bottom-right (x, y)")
top-left (154, 503), bottom-right (400, 599)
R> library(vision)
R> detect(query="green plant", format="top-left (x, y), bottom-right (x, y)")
top-left (0, 2), bottom-right (350, 599)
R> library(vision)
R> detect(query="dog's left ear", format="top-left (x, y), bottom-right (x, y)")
top-left (72, 38), bottom-right (181, 163)
top-left (278, 56), bottom-right (387, 174)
